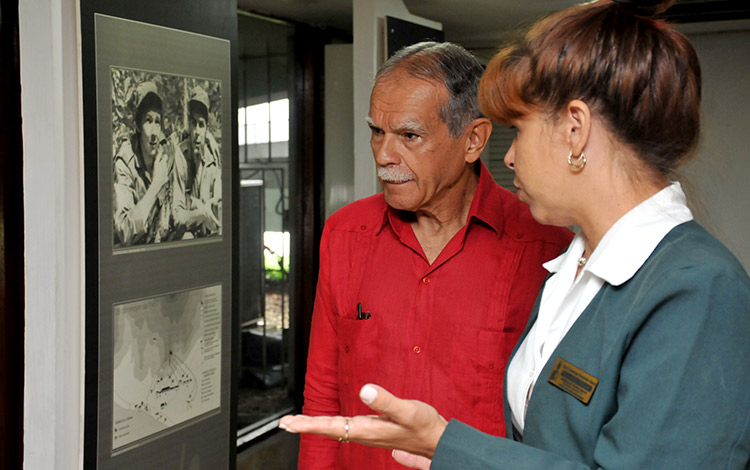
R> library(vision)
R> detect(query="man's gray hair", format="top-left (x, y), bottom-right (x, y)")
top-left (375, 41), bottom-right (484, 139)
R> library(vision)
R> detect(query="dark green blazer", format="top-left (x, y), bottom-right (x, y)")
top-left (433, 221), bottom-right (750, 470)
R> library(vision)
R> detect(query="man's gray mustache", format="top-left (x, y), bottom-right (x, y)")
top-left (377, 166), bottom-right (414, 183)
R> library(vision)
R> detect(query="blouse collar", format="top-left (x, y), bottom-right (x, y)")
top-left (544, 182), bottom-right (693, 286)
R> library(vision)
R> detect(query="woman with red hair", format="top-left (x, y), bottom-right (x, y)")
top-left (281, 1), bottom-right (750, 468)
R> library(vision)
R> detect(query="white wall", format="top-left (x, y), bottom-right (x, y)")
top-left (324, 43), bottom-right (355, 218)
top-left (683, 24), bottom-right (750, 272)
top-left (20, 0), bottom-right (84, 468)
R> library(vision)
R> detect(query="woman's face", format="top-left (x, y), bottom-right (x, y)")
top-left (138, 108), bottom-right (163, 160)
top-left (504, 111), bottom-right (575, 227)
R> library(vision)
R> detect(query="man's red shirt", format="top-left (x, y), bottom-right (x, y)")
top-left (300, 162), bottom-right (572, 469)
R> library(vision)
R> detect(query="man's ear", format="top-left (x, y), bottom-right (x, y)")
top-left (565, 100), bottom-right (591, 156)
top-left (464, 118), bottom-right (493, 164)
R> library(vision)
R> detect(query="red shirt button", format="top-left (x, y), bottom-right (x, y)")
top-left (422, 277), bottom-right (430, 285)
top-left (345, 346), bottom-right (350, 353)
top-left (413, 346), bottom-right (422, 354)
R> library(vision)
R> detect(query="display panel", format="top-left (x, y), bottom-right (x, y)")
top-left (84, 12), bottom-right (235, 469)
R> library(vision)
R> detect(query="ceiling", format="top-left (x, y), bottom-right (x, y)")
top-left (236, 0), bottom-right (750, 57)
top-left (236, 0), bottom-right (578, 55)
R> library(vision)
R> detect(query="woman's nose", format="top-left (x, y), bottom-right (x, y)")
top-left (504, 142), bottom-right (516, 170)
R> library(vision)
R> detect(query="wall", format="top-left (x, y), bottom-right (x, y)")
top-left (324, 43), bottom-right (355, 218)
top-left (683, 24), bottom-right (750, 272)
top-left (19, 0), bottom-right (83, 468)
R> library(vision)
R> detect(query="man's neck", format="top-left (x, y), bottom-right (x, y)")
top-left (410, 169), bottom-right (479, 264)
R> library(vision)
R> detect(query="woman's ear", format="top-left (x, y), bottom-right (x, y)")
top-left (464, 117), bottom-right (493, 164)
top-left (565, 100), bottom-right (591, 156)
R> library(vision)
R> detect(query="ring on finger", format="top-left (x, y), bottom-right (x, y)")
top-left (338, 418), bottom-right (350, 443)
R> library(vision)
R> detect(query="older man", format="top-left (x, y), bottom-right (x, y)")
top-left (299, 42), bottom-right (572, 469)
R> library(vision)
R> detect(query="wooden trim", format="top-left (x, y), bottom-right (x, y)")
top-left (289, 26), bottom-right (326, 409)
top-left (0, 0), bottom-right (26, 467)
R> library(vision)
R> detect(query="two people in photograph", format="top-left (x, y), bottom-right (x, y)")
top-left (113, 80), bottom-right (221, 247)
top-left (281, 0), bottom-right (750, 469)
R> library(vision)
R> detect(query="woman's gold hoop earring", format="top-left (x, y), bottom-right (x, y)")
top-left (568, 150), bottom-right (586, 171)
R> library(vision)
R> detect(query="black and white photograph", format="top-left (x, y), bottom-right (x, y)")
top-left (111, 69), bottom-right (223, 249)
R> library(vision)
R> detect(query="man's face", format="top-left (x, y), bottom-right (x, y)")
top-left (368, 71), bottom-right (469, 212)
top-left (188, 111), bottom-right (208, 159)
top-left (138, 107), bottom-right (162, 160)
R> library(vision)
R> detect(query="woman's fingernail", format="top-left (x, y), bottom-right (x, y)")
top-left (360, 384), bottom-right (378, 404)
top-left (279, 423), bottom-right (288, 430)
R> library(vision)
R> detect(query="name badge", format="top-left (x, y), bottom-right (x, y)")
top-left (547, 357), bottom-right (599, 405)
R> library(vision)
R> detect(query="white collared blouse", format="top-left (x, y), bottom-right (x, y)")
top-left (507, 182), bottom-right (694, 433)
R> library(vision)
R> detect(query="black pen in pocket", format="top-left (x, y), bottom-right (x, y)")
top-left (356, 302), bottom-right (371, 320)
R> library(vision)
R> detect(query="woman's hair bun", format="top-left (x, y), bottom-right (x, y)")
top-left (614, 0), bottom-right (675, 16)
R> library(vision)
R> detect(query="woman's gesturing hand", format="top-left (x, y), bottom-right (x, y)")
top-left (279, 383), bottom-right (447, 464)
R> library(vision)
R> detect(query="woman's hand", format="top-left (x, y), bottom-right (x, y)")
top-left (392, 450), bottom-right (433, 469)
top-left (279, 384), bottom-right (447, 464)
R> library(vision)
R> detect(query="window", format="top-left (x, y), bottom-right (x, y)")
top-left (235, 12), bottom-right (326, 456)
top-left (238, 99), bottom-right (290, 147)
top-left (236, 13), bottom-right (296, 446)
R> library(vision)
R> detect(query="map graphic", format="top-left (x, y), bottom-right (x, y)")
top-left (112, 285), bottom-right (221, 451)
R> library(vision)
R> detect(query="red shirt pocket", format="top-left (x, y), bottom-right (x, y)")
top-left (447, 323), bottom-right (520, 436)
top-left (337, 315), bottom-right (381, 415)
